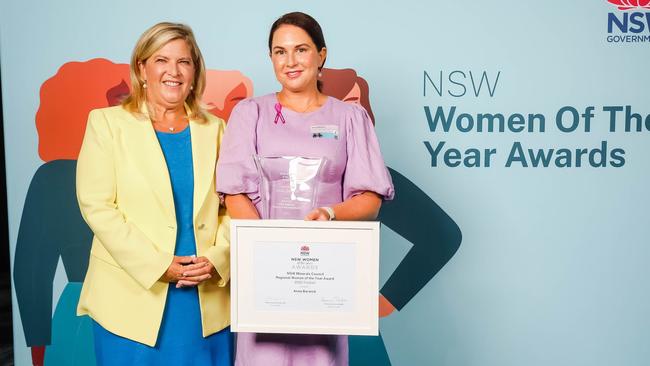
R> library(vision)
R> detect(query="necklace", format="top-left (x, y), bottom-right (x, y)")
top-left (295, 98), bottom-right (317, 113)
top-left (152, 116), bottom-right (188, 132)
top-left (278, 93), bottom-right (320, 113)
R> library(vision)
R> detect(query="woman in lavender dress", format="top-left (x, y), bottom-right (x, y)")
top-left (216, 12), bottom-right (394, 366)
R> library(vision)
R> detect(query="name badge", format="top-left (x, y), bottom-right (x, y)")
top-left (311, 125), bottom-right (339, 139)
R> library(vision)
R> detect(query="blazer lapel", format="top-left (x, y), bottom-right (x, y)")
top-left (190, 119), bottom-right (217, 220)
top-left (124, 111), bottom-right (176, 221)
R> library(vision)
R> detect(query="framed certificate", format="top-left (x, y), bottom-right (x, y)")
top-left (230, 219), bottom-right (380, 336)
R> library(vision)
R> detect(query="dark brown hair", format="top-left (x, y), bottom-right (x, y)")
top-left (268, 12), bottom-right (327, 91)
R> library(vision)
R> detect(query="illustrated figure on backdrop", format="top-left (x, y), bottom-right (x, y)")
top-left (204, 69), bottom-right (253, 121)
top-left (14, 57), bottom-right (252, 366)
top-left (320, 68), bottom-right (462, 366)
top-left (13, 58), bottom-right (130, 366)
top-left (216, 12), bottom-right (395, 366)
top-left (75, 22), bottom-right (234, 366)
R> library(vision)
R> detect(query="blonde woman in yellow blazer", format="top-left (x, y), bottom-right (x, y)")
top-left (76, 23), bottom-right (232, 365)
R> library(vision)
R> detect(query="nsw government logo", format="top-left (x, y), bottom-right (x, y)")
top-left (606, 0), bottom-right (650, 43)
top-left (300, 245), bottom-right (310, 256)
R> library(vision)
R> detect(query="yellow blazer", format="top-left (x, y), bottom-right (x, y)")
top-left (76, 105), bottom-right (230, 346)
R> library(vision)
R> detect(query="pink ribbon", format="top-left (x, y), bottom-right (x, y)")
top-left (274, 103), bottom-right (286, 124)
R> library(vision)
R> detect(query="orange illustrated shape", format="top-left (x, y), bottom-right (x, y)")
top-left (320, 68), bottom-right (374, 124)
top-left (36, 58), bottom-right (131, 161)
top-left (203, 70), bottom-right (253, 122)
top-left (36, 60), bottom-right (253, 162)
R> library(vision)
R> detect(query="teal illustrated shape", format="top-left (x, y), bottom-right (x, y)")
top-left (44, 282), bottom-right (95, 365)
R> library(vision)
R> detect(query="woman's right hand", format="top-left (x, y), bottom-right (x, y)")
top-left (160, 256), bottom-right (202, 284)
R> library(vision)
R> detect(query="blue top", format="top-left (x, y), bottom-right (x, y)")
top-left (156, 127), bottom-right (196, 257)
top-left (154, 127), bottom-right (202, 349)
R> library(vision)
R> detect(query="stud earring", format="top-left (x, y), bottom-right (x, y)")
top-left (190, 85), bottom-right (194, 91)
top-left (142, 80), bottom-right (147, 89)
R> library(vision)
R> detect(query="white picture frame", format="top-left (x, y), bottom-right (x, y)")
top-left (230, 219), bottom-right (380, 336)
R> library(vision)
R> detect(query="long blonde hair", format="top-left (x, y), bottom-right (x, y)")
top-left (122, 22), bottom-right (208, 123)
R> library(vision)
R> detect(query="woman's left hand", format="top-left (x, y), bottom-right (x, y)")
top-left (176, 256), bottom-right (217, 288)
top-left (305, 207), bottom-right (332, 221)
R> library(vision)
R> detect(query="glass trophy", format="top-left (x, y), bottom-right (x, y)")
top-left (254, 155), bottom-right (326, 219)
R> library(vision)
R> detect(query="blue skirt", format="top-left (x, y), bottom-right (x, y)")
top-left (93, 284), bottom-right (232, 366)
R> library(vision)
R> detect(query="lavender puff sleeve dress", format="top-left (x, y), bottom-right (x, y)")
top-left (216, 93), bottom-right (394, 366)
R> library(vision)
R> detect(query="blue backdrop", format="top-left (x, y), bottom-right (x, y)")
top-left (2, 0), bottom-right (649, 365)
